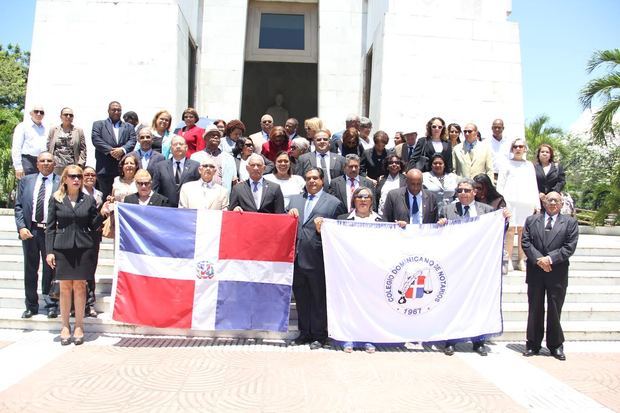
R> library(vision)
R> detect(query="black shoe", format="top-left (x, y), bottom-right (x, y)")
top-left (60, 336), bottom-right (72, 346)
top-left (73, 336), bottom-right (84, 346)
top-left (523, 349), bottom-right (539, 357)
top-left (85, 307), bottom-right (98, 318)
top-left (309, 340), bottom-right (323, 350)
top-left (551, 347), bottom-right (566, 361)
top-left (474, 346), bottom-right (488, 356)
top-left (291, 335), bottom-right (311, 346)
top-left (47, 309), bottom-right (58, 319)
top-left (444, 345), bottom-right (455, 356)
top-left (21, 309), bottom-right (35, 319)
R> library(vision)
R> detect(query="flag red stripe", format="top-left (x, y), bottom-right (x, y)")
top-left (219, 211), bottom-right (297, 262)
top-left (113, 271), bottom-right (194, 329)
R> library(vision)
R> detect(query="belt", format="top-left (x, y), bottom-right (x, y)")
top-left (34, 222), bottom-right (46, 229)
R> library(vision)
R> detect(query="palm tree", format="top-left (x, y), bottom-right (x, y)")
top-left (524, 115), bottom-right (565, 161)
top-left (579, 49), bottom-right (620, 145)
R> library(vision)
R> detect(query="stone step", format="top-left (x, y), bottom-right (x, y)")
top-left (0, 271), bottom-right (113, 291)
top-left (501, 302), bottom-right (620, 321)
top-left (497, 321), bottom-right (620, 341)
top-left (0, 239), bottom-right (115, 259)
top-left (0, 255), bottom-right (115, 273)
top-left (563, 256), bottom-right (620, 271)
top-left (0, 308), bottom-right (299, 339)
top-left (501, 284), bottom-right (620, 303)
top-left (502, 270), bottom-right (620, 285)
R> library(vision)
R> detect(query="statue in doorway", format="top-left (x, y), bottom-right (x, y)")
top-left (266, 93), bottom-right (289, 127)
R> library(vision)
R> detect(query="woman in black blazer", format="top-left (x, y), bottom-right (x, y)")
top-left (409, 116), bottom-right (453, 173)
top-left (46, 165), bottom-right (110, 345)
top-left (534, 144), bottom-right (565, 202)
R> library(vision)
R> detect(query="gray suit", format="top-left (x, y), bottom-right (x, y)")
top-left (14, 173), bottom-right (60, 313)
top-left (439, 201), bottom-right (494, 220)
top-left (296, 152), bottom-right (346, 183)
top-left (129, 149), bottom-right (166, 176)
top-left (288, 191), bottom-right (346, 342)
top-left (522, 213), bottom-right (579, 351)
top-left (382, 187), bottom-right (438, 224)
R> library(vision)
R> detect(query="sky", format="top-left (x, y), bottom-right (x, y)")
top-left (0, 0), bottom-right (618, 132)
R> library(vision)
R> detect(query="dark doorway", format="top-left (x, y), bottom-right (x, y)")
top-left (188, 37), bottom-right (197, 108)
top-left (241, 62), bottom-right (318, 132)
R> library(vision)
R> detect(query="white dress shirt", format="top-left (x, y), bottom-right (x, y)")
top-left (31, 173), bottom-right (54, 223)
top-left (11, 119), bottom-right (48, 170)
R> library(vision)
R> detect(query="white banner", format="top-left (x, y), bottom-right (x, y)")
top-left (322, 210), bottom-right (505, 343)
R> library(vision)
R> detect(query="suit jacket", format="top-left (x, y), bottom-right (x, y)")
top-left (152, 158), bottom-right (201, 207)
top-left (45, 192), bottom-right (104, 250)
top-left (452, 142), bottom-right (494, 181)
top-left (296, 151), bottom-right (346, 181)
top-left (360, 147), bottom-right (392, 179)
top-left (229, 179), bottom-right (285, 213)
top-left (439, 201), bottom-right (494, 220)
top-left (397, 143), bottom-right (418, 164)
top-left (534, 163), bottom-right (566, 195)
top-left (328, 175), bottom-right (377, 211)
top-left (47, 125), bottom-right (86, 167)
top-left (129, 150), bottom-right (166, 176)
top-left (15, 173), bottom-right (60, 232)
top-left (381, 187), bottom-right (438, 224)
top-left (178, 180), bottom-right (229, 210)
top-left (522, 213), bottom-right (579, 283)
top-left (234, 155), bottom-right (275, 179)
top-left (123, 192), bottom-right (170, 207)
top-left (288, 191), bottom-right (346, 271)
top-left (409, 137), bottom-right (453, 173)
top-left (91, 119), bottom-right (137, 175)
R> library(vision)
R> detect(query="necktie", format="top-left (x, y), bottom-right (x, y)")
top-left (252, 181), bottom-right (260, 209)
top-left (411, 194), bottom-right (419, 223)
top-left (175, 161), bottom-right (181, 185)
top-left (408, 146), bottom-right (414, 159)
top-left (463, 205), bottom-right (470, 217)
top-left (349, 178), bottom-right (356, 194)
top-left (545, 216), bottom-right (553, 231)
top-left (319, 153), bottom-right (328, 184)
top-left (35, 176), bottom-right (47, 223)
top-left (304, 194), bottom-right (315, 222)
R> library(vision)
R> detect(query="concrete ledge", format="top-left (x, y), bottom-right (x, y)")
top-left (579, 225), bottom-right (620, 236)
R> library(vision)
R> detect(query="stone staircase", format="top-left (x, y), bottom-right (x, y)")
top-left (1, 210), bottom-right (619, 341)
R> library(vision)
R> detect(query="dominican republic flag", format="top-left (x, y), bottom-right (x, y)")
top-left (111, 203), bottom-right (297, 332)
top-left (322, 211), bottom-right (506, 343)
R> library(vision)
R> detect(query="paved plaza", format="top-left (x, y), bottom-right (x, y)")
top-left (0, 329), bottom-right (618, 412)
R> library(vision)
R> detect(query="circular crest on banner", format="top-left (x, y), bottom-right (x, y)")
top-left (196, 260), bottom-right (215, 279)
top-left (384, 255), bottom-right (447, 316)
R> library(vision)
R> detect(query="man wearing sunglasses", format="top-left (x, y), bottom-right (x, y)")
top-left (178, 161), bottom-right (229, 210)
top-left (124, 170), bottom-right (169, 206)
top-left (438, 178), bottom-right (511, 356)
top-left (14, 152), bottom-right (60, 319)
top-left (249, 114), bottom-right (274, 154)
top-left (452, 123), bottom-right (494, 182)
top-left (12, 106), bottom-right (48, 179)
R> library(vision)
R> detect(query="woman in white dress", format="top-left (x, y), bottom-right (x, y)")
top-left (263, 151), bottom-right (305, 209)
top-left (497, 138), bottom-right (540, 271)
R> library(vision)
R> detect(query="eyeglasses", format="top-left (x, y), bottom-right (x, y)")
top-left (456, 188), bottom-right (473, 193)
top-left (201, 164), bottom-right (216, 168)
top-left (136, 181), bottom-right (151, 186)
top-left (431, 125), bottom-right (443, 130)
top-left (545, 199), bottom-right (561, 204)
top-left (513, 145), bottom-right (525, 149)
top-left (244, 143), bottom-right (254, 148)
top-left (62, 113), bottom-right (74, 117)
top-left (463, 130), bottom-right (474, 134)
top-left (262, 120), bottom-right (273, 124)
top-left (388, 160), bottom-right (400, 165)
top-left (67, 174), bottom-right (83, 180)
top-left (492, 126), bottom-right (504, 129)
top-left (38, 159), bottom-right (53, 163)
top-left (355, 194), bottom-right (372, 199)
top-left (33, 110), bottom-right (45, 115)
top-left (315, 138), bottom-right (329, 142)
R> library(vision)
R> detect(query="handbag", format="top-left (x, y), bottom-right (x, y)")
top-left (102, 213), bottom-right (115, 239)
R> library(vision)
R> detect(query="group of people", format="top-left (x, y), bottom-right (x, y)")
top-left (12, 103), bottom-right (577, 360)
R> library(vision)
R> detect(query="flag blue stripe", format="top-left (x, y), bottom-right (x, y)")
top-left (215, 281), bottom-right (291, 332)
top-left (118, 203), bottom-right (197, 259)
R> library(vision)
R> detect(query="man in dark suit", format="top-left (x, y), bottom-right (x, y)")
top-left (129, 127), bottom-right (166, 176)
top-left (438, 177), bottom-right (510, 356)
top-left (522, 191), bottom-right (579, 361)
top-left (296, 130), bottom-right (346, 186)
top-left (382, 169), bottom-right (438, 225)
top-left (229, 154), bottom-right (285, 213)
top-left (328, 154), bottom-right (376, 212)
top-left (152, 135), bottom-right (200, 207)
top-left (124, 170), bottom-right (170, 206)
top-left (14, 152), bottom-right (60, 318)
top-left (288, 168), bottom-right (346, 349)
top-left (91, 101), bottom-right (137, 200)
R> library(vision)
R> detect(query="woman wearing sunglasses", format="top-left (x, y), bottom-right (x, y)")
top-left (45, 165), bottom-right (111, 345)
top-left (47, 107), bottom-right (86, 176)
top-left (496, 138), bottom-right (540, 271)
top-left (410, 116), bottom-right (453, 173)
